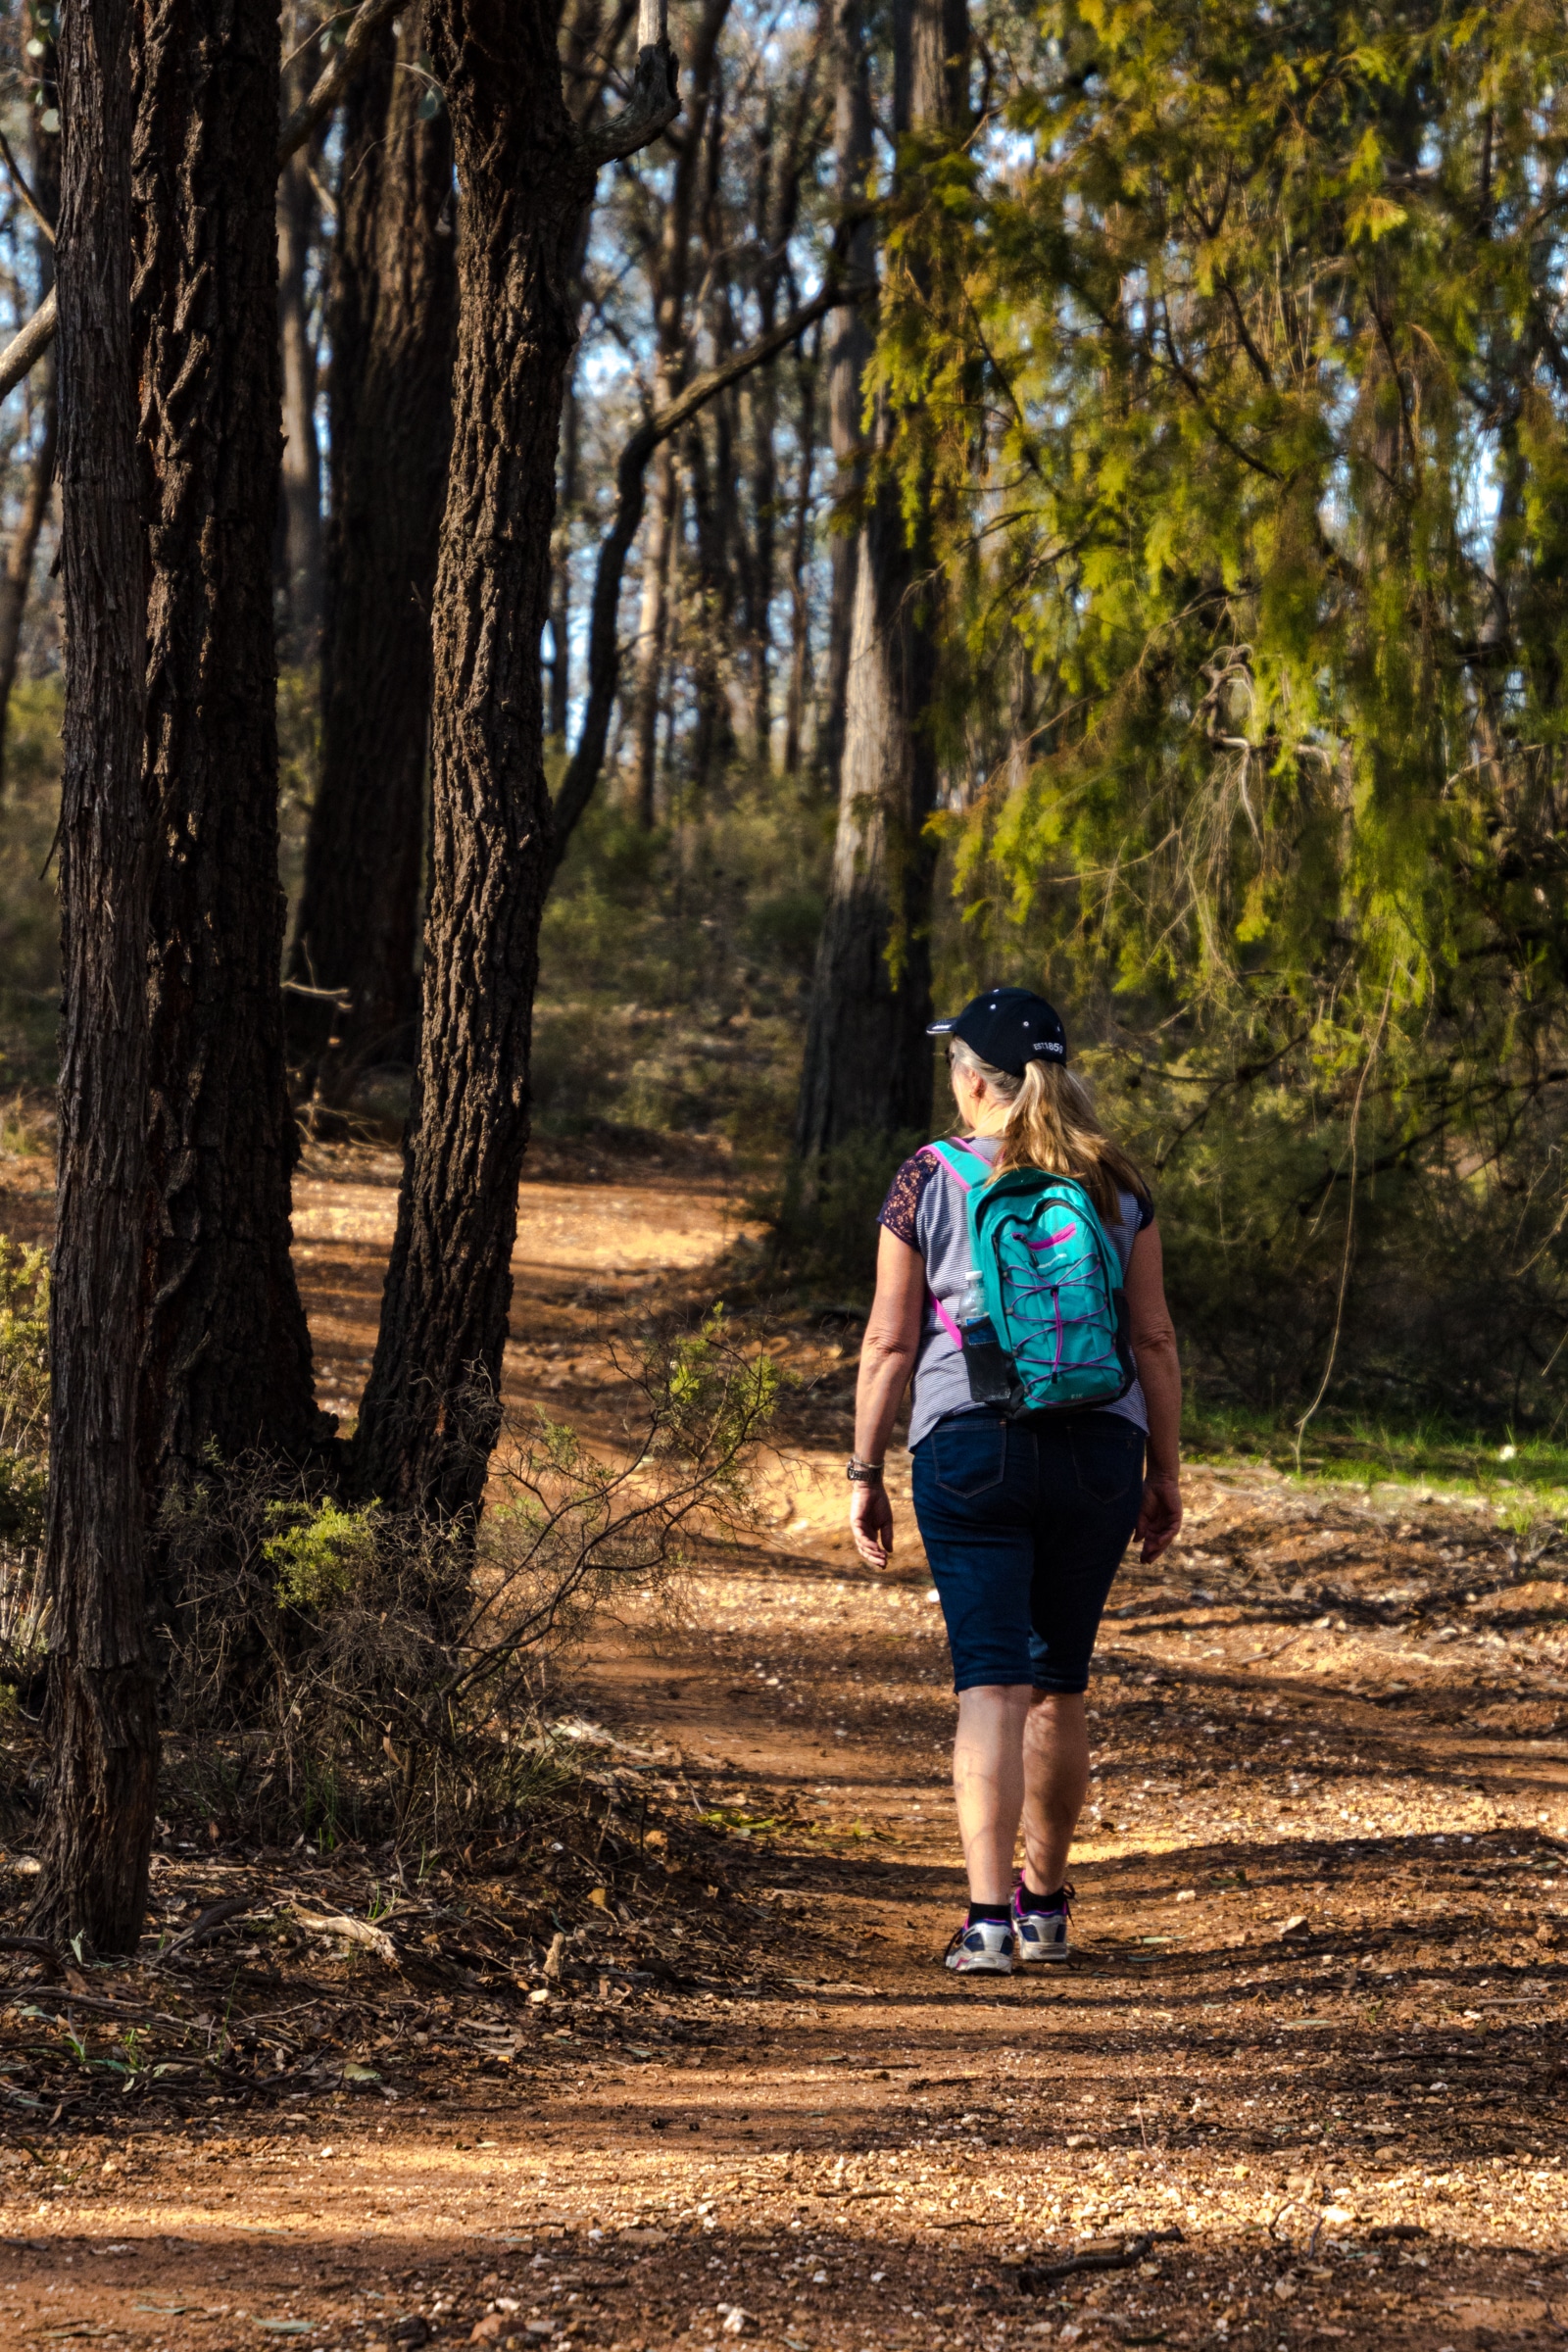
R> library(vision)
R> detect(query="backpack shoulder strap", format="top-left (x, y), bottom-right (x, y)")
top-left (917, 1143), bottom-right (988, 1352)
top-left (920, 1139), bottom-right (992, 1191)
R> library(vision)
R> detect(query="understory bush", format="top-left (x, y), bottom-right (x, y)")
top-left (531, 785), bottom-right (828, 1161)
top-left (758, 1130), bottom-right (928, 1305)
top-left (154, 1306), bottom-right (779, 1847)
top-left (0, 1294), bottom-right (778, 1850)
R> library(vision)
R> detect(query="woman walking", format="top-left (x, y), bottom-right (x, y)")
top-left (848, 988), bottom-right (1182, 1974)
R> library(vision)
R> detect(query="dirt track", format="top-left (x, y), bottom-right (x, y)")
top-left (2, 1150), bottom-right (1568, 2351)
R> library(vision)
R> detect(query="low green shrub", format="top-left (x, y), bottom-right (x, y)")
top-left (158, 1305), bottom-right (781, 1847)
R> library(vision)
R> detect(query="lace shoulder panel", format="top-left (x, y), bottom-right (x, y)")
top-left (877, 1151), bottom-right (937, 1248)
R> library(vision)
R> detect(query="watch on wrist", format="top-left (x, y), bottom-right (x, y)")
top-left (846, 1457), bottom-right (885, 1485)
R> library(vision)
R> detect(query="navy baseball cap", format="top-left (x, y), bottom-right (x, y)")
top-left (927, 987), bottom-right (1067, 1076)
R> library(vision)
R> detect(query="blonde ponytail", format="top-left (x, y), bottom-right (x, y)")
top-left (949, 1041), bottom-right (1148, 1226)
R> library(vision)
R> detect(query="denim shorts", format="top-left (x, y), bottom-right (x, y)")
top-left (909, 1410), bottom-right (1146, 1692)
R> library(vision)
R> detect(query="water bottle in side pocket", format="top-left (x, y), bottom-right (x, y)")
top-left (957, 1265), bottom-right (1016, 1406)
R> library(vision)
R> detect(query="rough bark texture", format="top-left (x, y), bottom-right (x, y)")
top-left (0, 35), bottom-right (59, 798)
top-left (793, 0), bottom-right (965, 1162)
top-left (817, 0), bottom-right (874, 792)
top-left (0, 359), bottom-right (57, 794)
top-left (275, 23), bottom-right (323, 659)
top-left (289, 9), bottom-right (457, 1098)
top-left (133, 0), bottom-right (321, 1498)
top-left (34, 0), bottom-right (159, 1956)
top-left (351, 0), bottom-right (601, 1520)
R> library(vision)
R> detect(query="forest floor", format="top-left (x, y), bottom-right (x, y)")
top-left (2, 1137), bottom-right (1568, 2352)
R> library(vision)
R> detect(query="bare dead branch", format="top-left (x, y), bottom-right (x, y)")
top-left (582, 0), bottom-right (680, 164)
top-left (0, 126), bottom-right (54, 244)
top-left (0, 285), bottom-right (55, 406)
top-left (278, 0), bottom-right (403, 162)
top-left (550, 263), bottom-right (872, 863)
top-left (0, 0), bottom-right (407, 404)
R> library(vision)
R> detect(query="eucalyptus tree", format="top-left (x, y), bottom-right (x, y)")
top-left (352, 0), bottom-right (682, 1526)
top-left (35, 0), bottom-right (158, 1952)
top-left (793, 0), bottom-right (969, 1163)
top-left (289, 5), bottom-right (458, 1102)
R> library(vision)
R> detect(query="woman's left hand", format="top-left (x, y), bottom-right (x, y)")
top-left (1136, 1470), bottom-right (1183, 1561)
top-left (851, 1481), bottom-right (895, 1569)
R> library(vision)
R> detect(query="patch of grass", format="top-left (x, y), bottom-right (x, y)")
top-left (1182, 1396), bottom-right (1568, 1514)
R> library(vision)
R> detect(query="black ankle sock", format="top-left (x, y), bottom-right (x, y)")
top-left (1021, 1881), bottom-right (1067, 1911)
top-left (967, 1900), bottom-right (1011, 1927)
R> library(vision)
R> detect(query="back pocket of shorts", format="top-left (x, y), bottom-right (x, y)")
top-left (931, 1415), bottom-right (1007, 1497)
top-left (1069, 1417), bottom-right (1145, 1504)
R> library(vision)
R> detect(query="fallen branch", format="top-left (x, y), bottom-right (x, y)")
top-left (42, 1988), bottom-right (199, 2031)
top-left (292, 1905), bottom-right (398, 1965)
top-left (152, 1892), bottom-right (257, 1968)
top-left (1017, 2228), bottom-right (1183, 2290)
top-left (0, 1932), bottom-right (62, 1976)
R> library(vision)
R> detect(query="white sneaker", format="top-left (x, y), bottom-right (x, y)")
top-left (1012, 1876), bottom-right (1072, 1964)
top-left (944, 1918), bottom-right (1014, 1974)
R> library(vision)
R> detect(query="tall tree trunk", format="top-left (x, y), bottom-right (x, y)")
top-left (817, 0), bottom-right (874, 792)
top-left (793, 0), bottom-right (965, 1162)
top-left (744, 103), bottom-right (777, 760)
top-left (626, 0), bottom-right (732, 824)
top-left (549, 364), bottom-right (578, 743)
top-left (686, 412), bottom-right (734, 793)
top-left (32, 0), bottom-right (159, 1955)
top-left (792, 478), bottom-right (939, 1152)
top-left (744, 368), bottom-right (777, 763)
top-left (351, 0), bottom-right (676, 1525)
top-left (275, 16), bottom-right (323, 661)
top-left (630, 440), bottom-right (676, 823)
top-left (133, 0), bottom-right (322, 1497)
top-left (289, 8), bottom-right (457, 1101)
top-left (0, 30), bottom-right (59, 798)
top-left (782, 324), bottom-right (818, 776)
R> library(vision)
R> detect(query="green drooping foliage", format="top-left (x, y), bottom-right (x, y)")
top-left (880, 0), bottom-right (1568, 1426)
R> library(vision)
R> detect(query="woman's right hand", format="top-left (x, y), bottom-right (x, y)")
top-left (851, 1481), bottom-right (895, 1569)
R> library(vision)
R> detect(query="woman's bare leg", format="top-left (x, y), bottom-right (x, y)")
top-left (1021, 1690), bottom-right (1090, 1892)
top-left (953, 1683), bottom-right (1034, 1901)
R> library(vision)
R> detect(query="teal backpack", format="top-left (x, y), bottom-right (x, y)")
top-left (921, 1140), bottom-right (1137, 1416)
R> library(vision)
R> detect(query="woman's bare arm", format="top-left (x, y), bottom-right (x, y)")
top-left (848, 1226), bottom-right (926, 1568)
top-left (1124, 1218), bottom-right (1183, 1560)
